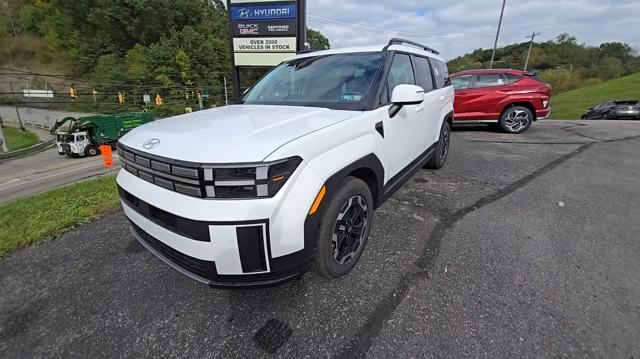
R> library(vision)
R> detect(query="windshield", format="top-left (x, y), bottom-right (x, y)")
top-left (242, 53), bottom-right (384, 109)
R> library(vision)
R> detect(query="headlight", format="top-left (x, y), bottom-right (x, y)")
top-left (202, 156), bottom-right (302, 199)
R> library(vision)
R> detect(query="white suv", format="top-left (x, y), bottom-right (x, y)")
top-left (116, 38), bottom-right (454, 287)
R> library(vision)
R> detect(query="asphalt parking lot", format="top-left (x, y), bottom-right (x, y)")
top-left (1, 120), bottom-right (639, 358)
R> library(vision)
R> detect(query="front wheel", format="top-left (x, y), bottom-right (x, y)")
top-left (313, 177), bottom-right (374, 279)
top-left (499, 106), bottom-right (533, 134)
top-left (425, 121), bottom-right (451, 169)
top-left (85, 145), bottom-right (99, 157)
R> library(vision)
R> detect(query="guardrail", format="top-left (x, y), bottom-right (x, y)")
top-left (0, 138), bottom-right (56, 161)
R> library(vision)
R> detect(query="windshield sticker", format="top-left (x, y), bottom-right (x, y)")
top-left (341, 95), bottom-right (362, 102)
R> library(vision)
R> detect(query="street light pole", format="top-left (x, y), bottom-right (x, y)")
top-left (523, 32), bottom-right (541, 71)
top-left (489, 0), bottom-right (507, 69)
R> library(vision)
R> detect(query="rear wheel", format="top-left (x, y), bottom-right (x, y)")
top-left (425, 121), bottom-right (451, 169)
top-left (499, 106), bottom-right (533, 134)
top-left (314, 177), bottom-right (374, 279)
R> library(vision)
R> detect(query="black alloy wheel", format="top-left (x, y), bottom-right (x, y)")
top-left (313, 177), bottom-right (374, 279)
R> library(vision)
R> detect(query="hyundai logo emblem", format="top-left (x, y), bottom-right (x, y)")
top-left (143, 138), bottom-right (161, 150)
top-left (238, 8), bottom-right (250, 18)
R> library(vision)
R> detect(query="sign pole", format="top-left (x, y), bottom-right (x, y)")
top-left (227, 0), bottom-right (241, 103)
top-left (297, 0), bottom-right (307, 51)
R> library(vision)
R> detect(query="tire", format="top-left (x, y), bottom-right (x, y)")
top-left (605, 112), bottom-right (616, 120)
top-left (313, 177), bottom-right (374, 279)
top-left (580, 115), bottom-right (587, 120)
top-left (425, 121), bottom-right (451, 169)
top-left (85, 145), bottom-right (99, 157)
top-left (499, 106), bottom-right (533, 134)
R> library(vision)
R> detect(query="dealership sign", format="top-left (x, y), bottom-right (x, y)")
top-left (227, 0), bottom-right (304, 69)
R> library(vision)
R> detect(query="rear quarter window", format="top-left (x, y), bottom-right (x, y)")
top-left (505, 73), bottom-right (523, 84)
top-left (429, 58), bottom-right (449, 89)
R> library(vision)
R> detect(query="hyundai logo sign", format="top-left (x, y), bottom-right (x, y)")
top-left (143, 138), bottom-right (161, 150)
top-left (231, 4), bottom-right (297, 20)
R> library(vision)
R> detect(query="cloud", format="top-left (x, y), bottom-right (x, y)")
top-left (306, 0), bottom-right (640, 60)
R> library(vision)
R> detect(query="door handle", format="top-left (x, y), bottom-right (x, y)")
top-left (416, 104), bottom-right (425, 112)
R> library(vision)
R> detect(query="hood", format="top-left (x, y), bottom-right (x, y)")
top-left (119, 105), bottom-right (361, 163)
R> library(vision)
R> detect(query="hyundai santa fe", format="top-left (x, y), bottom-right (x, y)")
top-left (450, 69), bottom-right (552, 133)
top-left (116, 38), bottom-right (454, 287)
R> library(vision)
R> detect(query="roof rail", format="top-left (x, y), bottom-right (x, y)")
top-left (385, 38), bottom-right (440, 55)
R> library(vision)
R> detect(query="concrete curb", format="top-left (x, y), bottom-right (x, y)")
top-left (0, 138), bottom-right (56, 161)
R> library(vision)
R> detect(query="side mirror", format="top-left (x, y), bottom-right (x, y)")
top-left (389, 84), bottom-right (424, 118)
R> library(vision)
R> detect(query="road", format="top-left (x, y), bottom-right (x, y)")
top-left (0, 146), bottom-right (120, 203)
top-left (1, 120), bottom-right (639, 358)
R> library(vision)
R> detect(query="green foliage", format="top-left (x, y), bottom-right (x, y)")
top-left (5, 0), bottom-right (330, 115)
top-left (0, 175), bottom-right (120, 256)
top-left (550, 72), bottom-right (640, 119)
top-left (307, 28), bottom-right (330, 50)
top-left (448, 33), bottom-right (639, 94)
top-left (1, 126), bottom-right (40, 151)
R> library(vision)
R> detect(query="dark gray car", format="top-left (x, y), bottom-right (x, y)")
top-left (582, 100), bottom-right (640, 120)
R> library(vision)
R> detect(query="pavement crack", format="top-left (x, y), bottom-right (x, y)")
top-left (560, 127), bottom-right (600, 141)
top-left (467, 140), bottom-right (589, 145)
top-left (335, 141), bottom-right (597, 359)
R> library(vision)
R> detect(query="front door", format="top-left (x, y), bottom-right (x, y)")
top-left (379, 53), bottom-right (423, 181)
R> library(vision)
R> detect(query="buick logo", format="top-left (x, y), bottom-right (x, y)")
top-left (143, 138), bottom-right (161, 150)
top-left (238, 8), bottom-right (251, 18)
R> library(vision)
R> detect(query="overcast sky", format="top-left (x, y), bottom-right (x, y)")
top-left (306, 0), bottom-right (640, 60)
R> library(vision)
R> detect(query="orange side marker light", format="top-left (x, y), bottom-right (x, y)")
top-left (309, 185), bottom-right (327, 215)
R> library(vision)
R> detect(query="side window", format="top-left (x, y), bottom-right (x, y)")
top-left (411, 56), bottom-right (435, 92)
top-left (385, 53), bottom-right (415, 103)
top-left (76, 135), bottom-right (84, 141)
top-left (505, 73), bottom-right (523, 84)
top-left (451, 75), bottom-right (473, 90)
top-left (429, 59), bottom-right (449, 88)
top-left (474, 73), bottom-right (506, 88)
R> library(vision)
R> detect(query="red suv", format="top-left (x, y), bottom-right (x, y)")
top-left (450, 69), bottom-right (552, 133)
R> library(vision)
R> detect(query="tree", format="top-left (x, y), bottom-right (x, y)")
top-left (307, 28), bottom-right (330, 50)
top-left (125, 44), bottom-right (149, 84)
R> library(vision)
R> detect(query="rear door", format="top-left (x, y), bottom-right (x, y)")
top-left (411, 55), bottom-right (440, 148)
top-left (463, 73), bottom-right (508, 117)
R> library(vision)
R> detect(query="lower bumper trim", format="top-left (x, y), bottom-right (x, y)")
top-left (128, 223), bottom-right (311, 289)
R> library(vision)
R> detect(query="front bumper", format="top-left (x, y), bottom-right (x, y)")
top-left (117, 163), bottom-right (324, 288)
top-left (536, 108), bottom-right (551, 120)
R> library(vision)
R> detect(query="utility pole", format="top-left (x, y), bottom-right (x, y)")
top-left (7, 82), bottom-right (25, 131)
top-left (489, 0), bottom-right (507, 69)
top-left (0, 115), bottom-right (8, 153)
top-left (224, 76), bottom-right (229, 106)
top-left (523, 32), bottom-right (541, 71)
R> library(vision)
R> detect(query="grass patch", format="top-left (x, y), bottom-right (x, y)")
top-left (0, 175), bottom-right (121, 256)
top-left (551, 72), bottom-right (640, 119)
top-left (2, 126), bottom-right (40, 151)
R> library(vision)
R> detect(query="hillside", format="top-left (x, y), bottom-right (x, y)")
top-left (550, 72), bottom-right (640, 119)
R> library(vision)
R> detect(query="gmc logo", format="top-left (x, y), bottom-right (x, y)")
top-left (240, 28), bottom-right (259, 35)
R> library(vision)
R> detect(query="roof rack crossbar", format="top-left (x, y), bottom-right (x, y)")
top-left (385, 38), bottom-right (440, 55)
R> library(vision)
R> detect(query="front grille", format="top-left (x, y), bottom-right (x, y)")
top-left (117, 143), bottom-right (204, 197)
top-left (131, 223), bottom-right (217, 280)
